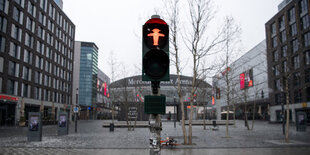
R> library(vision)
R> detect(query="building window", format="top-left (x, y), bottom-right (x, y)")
top-left (13, 7), bottom-right (22, 23)
top-left (289, 7), bottom-right (296, 22)
top-left (25, 33), bottom-right (33, 48)
top-left (22, 83), bottom-right (30, 98)
top-left (274, 50), bottom-right (279, 61)
top-left (9, 42), bottom-right (20, 59)
top-left (274, 65), bottom-right (280, 76)
top-left (271, 22), bottom-right (276, 34)
top-left (306, 51), bottom-right (310, 65)
top-left (40, 0), bottom-right (47, 11)
top-left (26, 17), bottom-right (34, 32)
top-left (0, 56), bottom-right (3, 72)
top-left (281, 31), bottom-right (287, 42)
top-left (292, 39), bottom-right (299, 53)
top-left (293, 72), bottom-right (301, 86)
top-left (283, 61), bottom-right (288, 72)
top-left (282, 45), bottom-right (287, 57)
top-left (279, 16), bottom-right (285, 30)
top-left (38, 12), bottom-right (45, 24)
top-left (0, 36), bottom-right (4, 52)
top-left (8, 61), bottom-right (18, 77)
top-left (23, 49), bottom-right (32, 64)
top-left (293, 55), bottom-right (300, 69)
top-left (305, 68), bottom-right (310, 83)
top-left (22, 66), bottom-right (31, 81)
top-left (7, 79), bottom-right (17, 95)
top-left (301, 15), bottom-right (310, 30)
top-left (27, 1), bottom-right (35, 17)
top-left (300, 0), bottom-right (308, 15)
top-left (294, 90), bottom-right (302, 103)
top-left (272, 37), bottom-right (277, 48)
top-left (275, 79), bottom-right (281, 90)
top-left (0, 0), bottom-right (5, 11)
top-left (275, 93), bottom-right (282, 105)
top-left (290, 23), bottom-right (297, 36)
top-left (34, 87), bottom-right (41, 100)
top-left (34, 71), bottom-right (42, 84)
top-left (304, 32), bottom-right (310, 47)
top-left (0, 16), bottom-right (7, 33)
top-left (11, 24), bottom-right (22, 41)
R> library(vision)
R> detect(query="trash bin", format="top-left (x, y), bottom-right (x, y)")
top-left (110, 123), bottom-right (114, 132)
top-left (212, 120), bottom-right (216, 127)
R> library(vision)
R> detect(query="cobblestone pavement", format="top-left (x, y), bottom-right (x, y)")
top-left (0, 120), bottom-right (309, 154)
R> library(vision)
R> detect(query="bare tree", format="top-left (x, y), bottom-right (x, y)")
top-left (108, 51), bottom-right (120, 123)
top-left (184, 0), bottom-right (227, 144)
top-left (219, 16), bottom-right (241, 137)
top-left (164, 0), bottom-right (189, 145)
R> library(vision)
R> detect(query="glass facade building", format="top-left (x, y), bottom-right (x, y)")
top-left (78, 42), bottom-right (98, 108)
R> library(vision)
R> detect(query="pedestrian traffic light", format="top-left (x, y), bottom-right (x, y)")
top-left (142, 15), bottom-right (169, 81)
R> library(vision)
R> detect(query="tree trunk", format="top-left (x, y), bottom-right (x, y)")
top-left (180, 99), bottom-right (187, 144)
top-left (203, 103), bottom-right (206, 130)
top-left (251, 102), bottom-right (256, 130)
top-left (285, 77), bottom-right (290, 143)
top-left (233, 105), bottom-right (236, 127)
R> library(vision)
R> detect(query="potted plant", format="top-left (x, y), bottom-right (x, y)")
top-left (19, 116), bottom-right (26, 127)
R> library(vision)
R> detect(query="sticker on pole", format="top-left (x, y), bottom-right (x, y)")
top-left (74, 107), bottom-right (79, 113)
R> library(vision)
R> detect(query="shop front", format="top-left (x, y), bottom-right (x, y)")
top-left (0, 95), bottom-right (18, 126)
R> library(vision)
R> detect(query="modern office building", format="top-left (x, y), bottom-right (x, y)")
top-left (212, 40), bottom-right (269, 120)
top-left (96, 69), bottom-right (110, 119)
top-left (266, 0), bottom-right (310, 123)
top-left (74, 41), bottom-right (98, 120)
top-left (0, 0), bottom-right (75, 126)
top-left (110, 75), bottom-right (212, 121)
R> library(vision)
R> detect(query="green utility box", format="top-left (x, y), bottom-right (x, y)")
top-left (144, 95), bottom-right (166, 114)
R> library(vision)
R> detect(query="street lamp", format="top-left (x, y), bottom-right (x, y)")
top-left (174, 96), bottom-right (176, 128)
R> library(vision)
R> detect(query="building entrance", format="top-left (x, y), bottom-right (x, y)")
top-left (0, 104), bottom-right (16, 126)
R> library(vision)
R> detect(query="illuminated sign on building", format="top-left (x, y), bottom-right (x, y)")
top-left (0, 95), bottom-right (19, 101)
top-left (240, 69), bottom-right (254, 90)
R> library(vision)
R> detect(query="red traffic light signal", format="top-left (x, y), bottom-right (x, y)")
top-left (143, 18), bottom-right (169, 50)
top-left (142, 16), bottom-right (170, 81)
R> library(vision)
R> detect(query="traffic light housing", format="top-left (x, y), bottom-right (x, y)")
top-left (142, 16), bottom-right (169, 81)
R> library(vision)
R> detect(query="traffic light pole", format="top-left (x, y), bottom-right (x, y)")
top-left (149, 81), bottom-right (162, 155)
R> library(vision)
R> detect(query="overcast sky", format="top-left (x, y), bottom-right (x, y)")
top-left (63, 0), bottom-right (283, 81)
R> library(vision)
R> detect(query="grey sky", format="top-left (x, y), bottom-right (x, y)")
top-left (63, 0), bottom-right (282, 80)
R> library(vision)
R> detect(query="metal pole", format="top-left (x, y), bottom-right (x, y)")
top-left (150, 81), bottom-right (161, 155)
top-left (281, 102), bottom-right (285, 135)
top-left (174, 96), bottom-right (176, 128)
top-left (75, 88), bottom-right (78, 133)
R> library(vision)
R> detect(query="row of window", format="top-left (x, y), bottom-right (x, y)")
top-left (9, 21), bottom-right (74, 57)
top-left (0, 36), bottom-right (73, 72)
top-left (1, 77), bottom-right (71, 104)
top-left (274, 67), bottom-right (310, 91)
top-left (274, 87), bottom-right (310, 104)
top-left (273, 51), bottom-right (310, 76)
top-left (271, 0), bottom-right (310, 48)
top-left (273, 32), bottom-right (310, 62)
top-left (0, 57), bottom-right (71, 92)
top-left (11, 0), bottom-right (74, 38)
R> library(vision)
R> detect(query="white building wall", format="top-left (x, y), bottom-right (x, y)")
top-left (72, 42), bottom-right (81, 106)
top-left (213, 40), bottom-right (268, 118)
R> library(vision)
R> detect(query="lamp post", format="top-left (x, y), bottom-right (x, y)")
top-left (174, 96), bottom-right (176, 128)
top-left (75, 88), bottom-right (78, 133)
